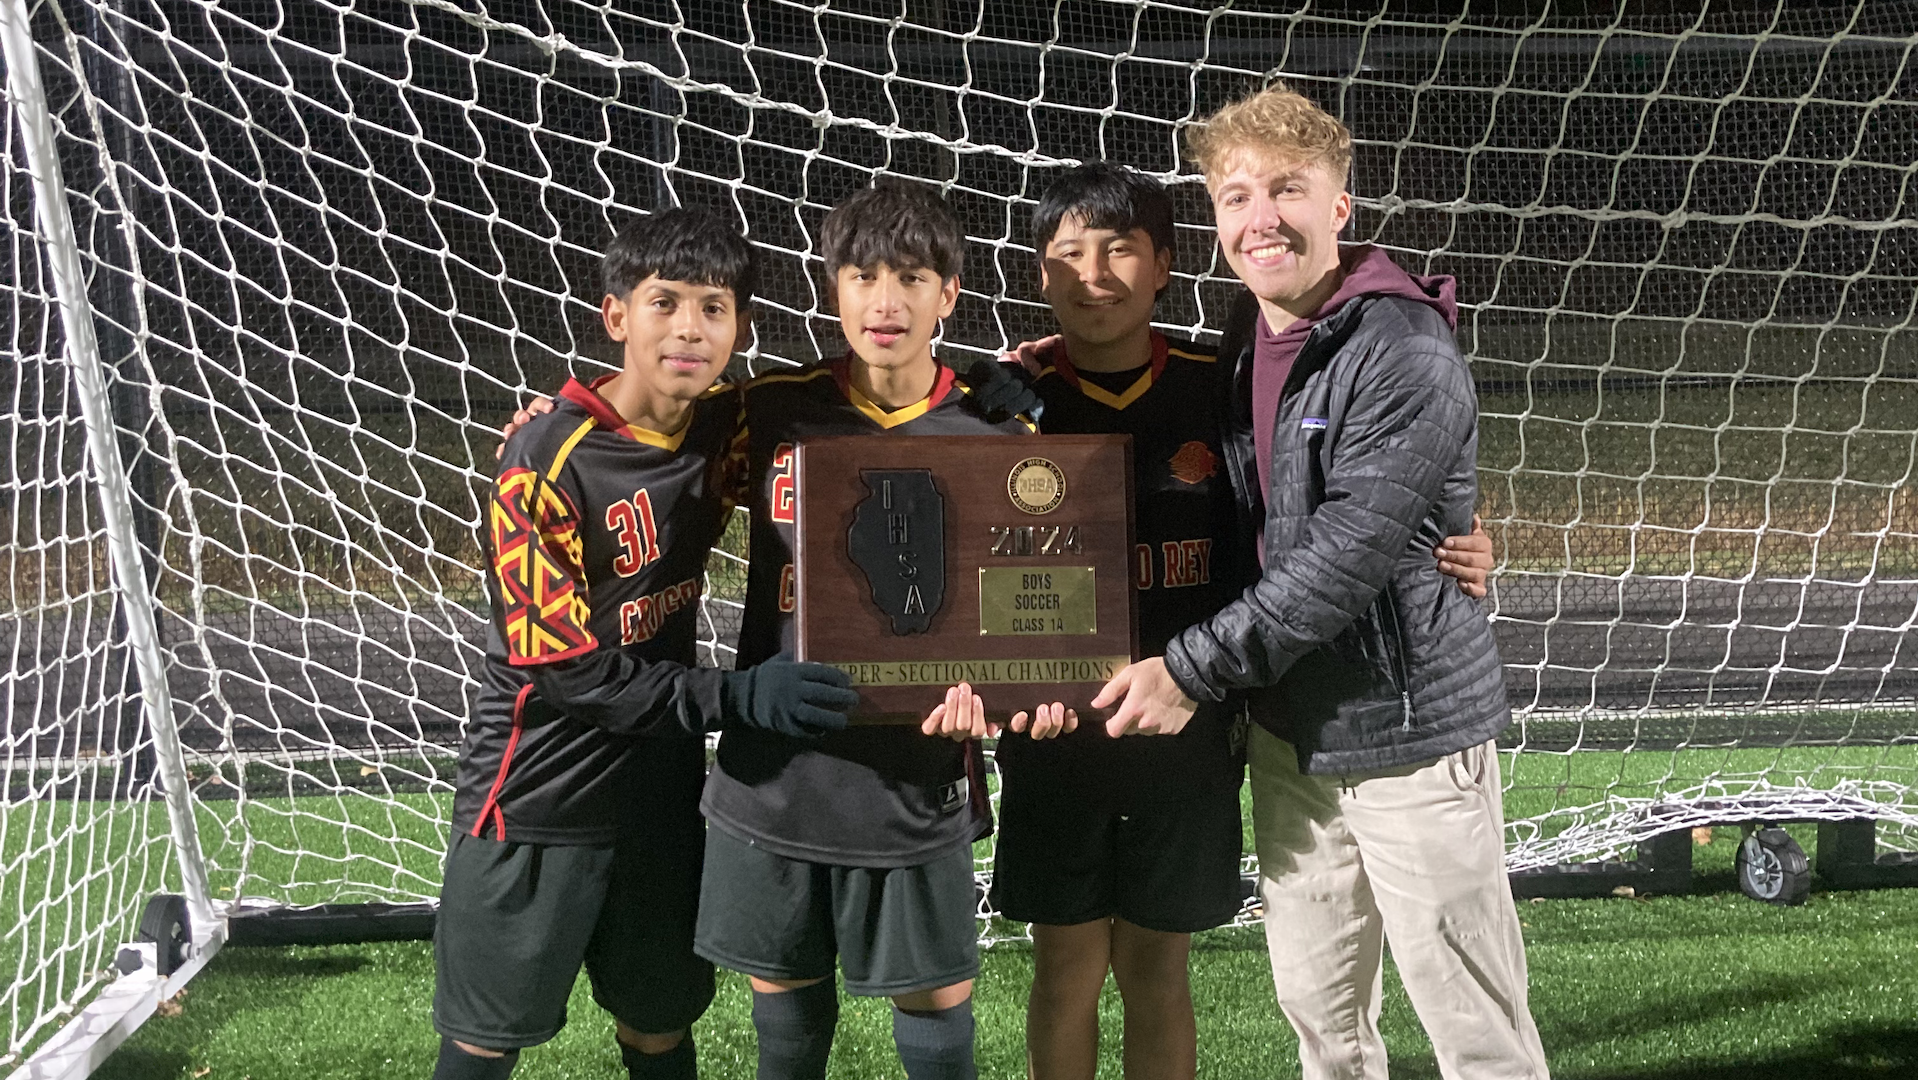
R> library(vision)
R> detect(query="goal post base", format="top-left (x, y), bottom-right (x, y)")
top-left (6, 911), bottom-right (225, 1080)
top-left (1510, 808), bottom-right (1918, 902)
top-left (224, 901), bottom-right (437, 948)
top-left (1815, 820), bottom-right (1918, 892)
top-left (1509, 829), bottom-right (1695, 900)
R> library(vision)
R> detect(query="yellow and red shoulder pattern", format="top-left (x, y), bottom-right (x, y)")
top-left (490, 466), bottom-right (594, 665)
top-left (489, 401), bottom-right (603, 666)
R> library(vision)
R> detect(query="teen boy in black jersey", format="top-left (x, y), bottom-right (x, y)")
top-left (433, 209), bottom-right (859, 1080)
top-left (693, 180), bottom-right (1028, 1080)
top-left (996, 164), bottom-right (1494, 1080)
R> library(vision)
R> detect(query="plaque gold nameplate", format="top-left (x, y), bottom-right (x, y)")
top-left (977, 567), bottom-right (1097, 636)
top-left (794, 434), bottom-right (1137, 722)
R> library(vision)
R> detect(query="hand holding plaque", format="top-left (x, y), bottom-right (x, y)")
top-left (794, 435), bottom-right (1138, 722)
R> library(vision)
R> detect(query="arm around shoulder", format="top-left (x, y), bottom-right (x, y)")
top-left (1167, 324), bottom-right (1480, 700)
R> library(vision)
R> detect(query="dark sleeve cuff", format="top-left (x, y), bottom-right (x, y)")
top-left (1163, 635), bottom-right (1224, 704)
top-left (677, 666), bottom-right (731, 734)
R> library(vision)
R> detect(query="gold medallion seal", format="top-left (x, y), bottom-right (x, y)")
top-left (1007, 457), bottom-right (1066, 515)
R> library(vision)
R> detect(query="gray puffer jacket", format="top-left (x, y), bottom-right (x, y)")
top-left (1164, 289), bottom-right (1510, 775)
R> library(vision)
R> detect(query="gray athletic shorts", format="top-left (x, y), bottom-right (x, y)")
top-left (693, 826), bottom-right (979, 997)
top-left (432, 822), bottom-right (714, 1049)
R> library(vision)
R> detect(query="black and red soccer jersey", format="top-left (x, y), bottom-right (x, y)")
top-left (700, 355), bottom-right (1035, 867)
top-left (993, 333), bottom-right (1252, 808)
top-left (452, 375), bottom-right (742, 845)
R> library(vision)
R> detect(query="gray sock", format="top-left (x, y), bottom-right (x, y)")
top-left (891, 999), bottom-right (975, 1080)
top-left (751, 980), bottom-right (838, 1080)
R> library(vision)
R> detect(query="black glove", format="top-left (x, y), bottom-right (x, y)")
top-left (721, 656), bottom-right (858, 738)
top-left (963, 358), bottom-right (1044, 425)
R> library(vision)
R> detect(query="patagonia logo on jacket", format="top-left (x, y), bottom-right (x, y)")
top-left (1301, 417), bottom-right (1328, 431)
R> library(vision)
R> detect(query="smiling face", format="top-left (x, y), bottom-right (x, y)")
top-left (834, 261), bottom-right (960, 374)
top-left (602, 275), bottom-right (743, 403)
top-left (1208, 153), bottom-right (1353, 324)
top-left (1039, 216), bottom-right (1171, 350)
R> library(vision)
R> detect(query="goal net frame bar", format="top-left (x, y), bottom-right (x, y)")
top-left (3, 0), bottom-right (222, 1072)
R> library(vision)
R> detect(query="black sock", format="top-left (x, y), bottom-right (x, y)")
top-left (891, 999), bottom-right (975, 1080)
top-left (431, 1036), bottom-right (519, 1080)
top-left (751, 979), bottom-right (838, 1080)
top-left (621, 1035), bottom-right (696, 1080)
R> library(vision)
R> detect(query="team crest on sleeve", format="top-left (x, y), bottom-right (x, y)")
top-left (1169, 441), bottom-right (1218, 485)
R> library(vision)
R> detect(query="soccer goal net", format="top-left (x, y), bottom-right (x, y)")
top-left (4, 0), bottom-right (1914, 1068)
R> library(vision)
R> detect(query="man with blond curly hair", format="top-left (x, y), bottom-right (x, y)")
top-left (1092, 85), bottom-right (1550, 1079)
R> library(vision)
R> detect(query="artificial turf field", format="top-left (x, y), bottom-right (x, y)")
top-left (80, 816), bottom-right (1918, 1080)
top-left (7, 745), bottom-right (1914, 1076)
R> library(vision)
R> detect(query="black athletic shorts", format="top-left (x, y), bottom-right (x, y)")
top-left (988, 778), bottom-right (1245, 933)
top-left (693, 826), bottom-right (980, 997)
top-left (432, 818), bottom-right (714, 1049)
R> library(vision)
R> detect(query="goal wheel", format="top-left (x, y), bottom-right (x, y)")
top-left (137, 894), bottom-right (192, 976)
top-left (1737, 828), bottom-right (1811, 906)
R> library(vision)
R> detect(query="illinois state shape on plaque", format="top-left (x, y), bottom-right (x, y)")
top-left (845, 469), bottom-right (945, 634)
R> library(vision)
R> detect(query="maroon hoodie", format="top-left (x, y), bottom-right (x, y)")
top-left (1251, 244), bottom-right (1459, 526)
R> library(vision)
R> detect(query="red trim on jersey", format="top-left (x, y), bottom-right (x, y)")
top-left (560, 375), bottom-right (630, 430)
top-left (472, 683), bottom-right (534, 839)
top-left (1042, 330), bottom-right (1169, 391)
top-left (829, 353), bottom-right (957, 409)
top-left (567, 374), bottom-right (692, 452)
top-left (928, 360), bottom-right (959, 405)
top-left (503, 638), bottom-right (597, 667)
top-left (829, 354), bottom-right (854, 399)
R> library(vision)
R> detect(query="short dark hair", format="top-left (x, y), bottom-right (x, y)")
top-left (601, 206), bottom-right (758, 305)
top-left (819, 179), bottom-right (965, 281)
top-left (1032, 162), bottom-right (1176, 259)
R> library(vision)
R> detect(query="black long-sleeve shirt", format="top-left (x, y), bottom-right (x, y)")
top-left (451, 375), bottom-right (741, 844)
top-left (700, 356), bottom-right (1036, 867)
top-left (992, 333), bottom-right (1249, 808)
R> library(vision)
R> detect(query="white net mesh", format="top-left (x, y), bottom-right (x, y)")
top-left (3, 29), bottom-right (177, 1061)
top-left (3, 0), bottom-right (1916, 1055)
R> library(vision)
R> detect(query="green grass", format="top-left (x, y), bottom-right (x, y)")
top-left (94, 859), bottom-right (1918, 1079)
top-left (11, 741), bottom-right (1918, 1074)
top-left (182, 741), bottom-right (1918, 906)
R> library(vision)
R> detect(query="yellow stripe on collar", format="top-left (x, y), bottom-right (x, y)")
top-left (1075, 367), bottom-right (1155, 411)
top-left (622, 422), bottom-right (688, 452)
top-left (847, 381), bottom-right (937, 428)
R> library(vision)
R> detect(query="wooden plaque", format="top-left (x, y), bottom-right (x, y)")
top-left (794, 434), bottom-right (1138, 722)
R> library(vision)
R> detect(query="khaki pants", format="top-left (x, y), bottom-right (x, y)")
top-left (1249, 726), bottom-right (1548, 1080)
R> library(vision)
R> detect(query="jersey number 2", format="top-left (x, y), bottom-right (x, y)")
top-left (769, 444), bottom-right (797, 524)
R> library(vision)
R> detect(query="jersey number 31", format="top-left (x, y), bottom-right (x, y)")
top-left (607, 489), bottom-right (662, 576)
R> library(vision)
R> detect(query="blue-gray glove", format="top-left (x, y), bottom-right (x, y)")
top-left (721, 656), bottom-right (858, 738)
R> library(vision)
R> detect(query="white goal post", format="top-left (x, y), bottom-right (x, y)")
top-left (4, 0), bottom-right (1915, 1072)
